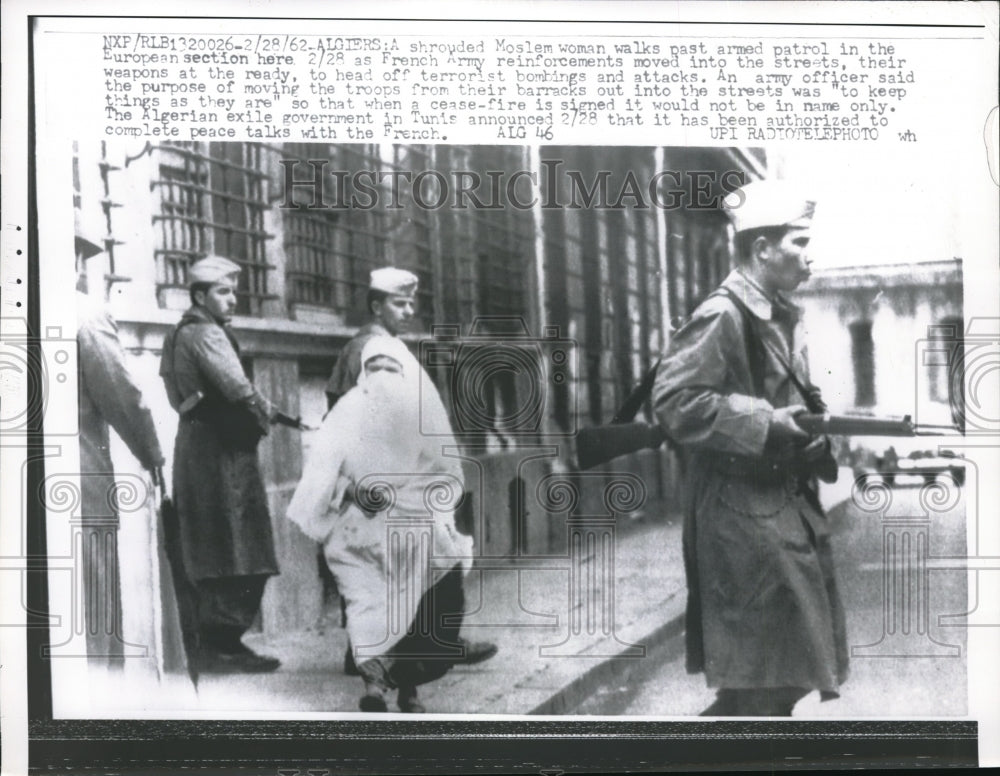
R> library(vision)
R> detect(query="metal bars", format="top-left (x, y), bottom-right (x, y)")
top-left (152, 142), bottom-right (274, 316)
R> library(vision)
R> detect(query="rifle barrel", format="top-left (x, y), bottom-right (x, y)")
top-left (796, 413), bottom-right (916, 436)
top-left (273, 411), bottom-right (315, 431)
top-left (914, 424), bottom-right (962, 435)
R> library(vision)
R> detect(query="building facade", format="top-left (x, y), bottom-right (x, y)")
top-left (796, 259), bottom-right (964, 436)
top-left (68, 140), bottom-right (765, 655)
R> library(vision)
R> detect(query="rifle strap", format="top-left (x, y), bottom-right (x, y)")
top-left (709, 287), bottom-right (767, 399)
top-left (611, 357), bottom-right (663, 424)
top-left (167, 317), bottom-right (198, 412)
top-left (711, 286), bottom-right (821, 411)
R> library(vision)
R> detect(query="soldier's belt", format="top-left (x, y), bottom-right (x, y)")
top-left (706, 452), bottom-right (799, 484)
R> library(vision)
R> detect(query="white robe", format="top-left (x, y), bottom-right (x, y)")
top-left (287, 337), bottom-right (472, 657)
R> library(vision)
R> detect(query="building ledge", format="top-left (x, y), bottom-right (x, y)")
top-left (797, 258), bottom-right (962, 293)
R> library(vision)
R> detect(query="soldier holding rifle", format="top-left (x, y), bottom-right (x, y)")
top-left (159, 256), bottom-right (286, 674)
top-left (652, 181), bottom-right (849, 716)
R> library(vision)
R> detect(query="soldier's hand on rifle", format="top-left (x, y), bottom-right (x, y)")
top-left (769, 404), bottom-right (810, 441)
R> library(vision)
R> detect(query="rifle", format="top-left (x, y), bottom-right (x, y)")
top-left (180, 391), bottom-right (317, 432)
top-left (273, 411), bottom-right (318, 432)
top-left (575, 414), bottom-right (958, 471)
top-left (572, 360), bottom-right (662, 471)
top-left (576, 421), bottom-right (666, 471)
top-left (793, 413), bottom-right (956, 437)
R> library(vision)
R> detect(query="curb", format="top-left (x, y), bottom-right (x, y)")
top-left (528, 610), bottom-right (687, 715)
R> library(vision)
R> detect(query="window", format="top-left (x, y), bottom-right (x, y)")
top-left (850, 320), bottom-right (876, 407)
top-left (927, 317), bottom-right (965, 428)
top-left (434, 145), bottom-right (533, 329)
top-left (281, 144), bottom-right (347, 311)
top-left (281, 144), bottom-right (435, 328)
top-left (580, 211), bottom-right (604, 425)
top-left (470, 147), bottom-right (531, 322)
top-left (152, 142), bottom-right (273, 316)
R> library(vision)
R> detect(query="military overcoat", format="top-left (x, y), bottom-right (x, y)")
top-left (324, 322), bottom-right (390, 407)
top-left (159, 305), bottom-right (278, 583)
top-left (77, 292), bottom-right (164, 516)
top-left (653, 270), bottom-right (849, 694)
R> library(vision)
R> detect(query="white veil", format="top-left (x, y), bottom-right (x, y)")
top-left (286, 335), bottom-right (464, 542)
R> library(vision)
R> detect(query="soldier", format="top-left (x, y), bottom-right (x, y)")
top-left (325, 267), bottom-right (497, 675)
top-left (159, 256), bottom-right (281, 673)
top-left (324, 267), bottom-right (420, 411)
top-left (75, 213), bottom-right (164, 664)
top-left (653, 181), bottom-right (849, 716)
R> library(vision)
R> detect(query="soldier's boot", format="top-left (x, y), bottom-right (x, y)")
top-left (454, 638), bottom-right (498, 666)
top-left (699, 690), bottom-right (737, 716)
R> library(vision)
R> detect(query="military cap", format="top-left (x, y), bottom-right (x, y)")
top-left (188, 255), bottom-right (242, 286)
top-left (369, 267), bottom-right (418, 296)
top-left (725, 180), bottom-right (816, 233)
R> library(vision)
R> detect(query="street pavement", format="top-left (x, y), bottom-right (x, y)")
top-left (185, 501), bottom-right (691, 716)
top-left (160, 475), bottom-right (967, 719)
top-left (579, 481), bottom-right (969, 717)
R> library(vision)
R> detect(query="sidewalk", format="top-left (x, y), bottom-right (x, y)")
top-left (204, 510), bottom-right (689, 716)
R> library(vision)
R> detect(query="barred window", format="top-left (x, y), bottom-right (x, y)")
top-left (604, 148), bottom-right (660, 410)
top-left (281, 144), bottom-right (434, 328)
top-left (282, 144), bottom-right (344, 310)
top-left (471, 148), bottom-right (531, 322)
top-left (152, 142), bottom-right (273, 316)
top-left (383, 144), bottom-right (435, 330)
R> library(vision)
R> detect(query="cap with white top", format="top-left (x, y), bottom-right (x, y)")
top-left (188, 256), bottom-right (242, 286)
top-left (369, 267), bottom-right (418, 296)
top-left (724, 180), bottom-right (816, 233)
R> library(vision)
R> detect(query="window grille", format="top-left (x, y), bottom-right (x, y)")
top-left (434, 145), bottom-right (477, 327)
top-left (152, 142), bottom-right (274, 316)
top-left (282, 144), bottom-right (343, 309)
top-left (541, 163), bottom-right (573, 433)
top-left (467, 147), bottom-right (531, 323)
top-left (385, 144), bottom-right (434, 330)
top-left (280, 144), bottom-right (434, 328)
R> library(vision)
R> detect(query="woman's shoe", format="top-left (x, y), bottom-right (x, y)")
top-left (359, 681), bottom-right (388, 712)
top-left (357, 658), bottom-right (392, 712)
top-left (397, 685), bottom-right (425, 713)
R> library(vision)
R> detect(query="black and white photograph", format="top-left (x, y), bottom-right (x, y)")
top-left (2, 2), bottom-right (998, 773)
top-left (29, 139), bottom-right (980, 716)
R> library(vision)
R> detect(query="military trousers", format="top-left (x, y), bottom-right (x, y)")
top-left (195, 574), bottom-right (269, 653)
top-left (701, 686), bottom-right (811, 716)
